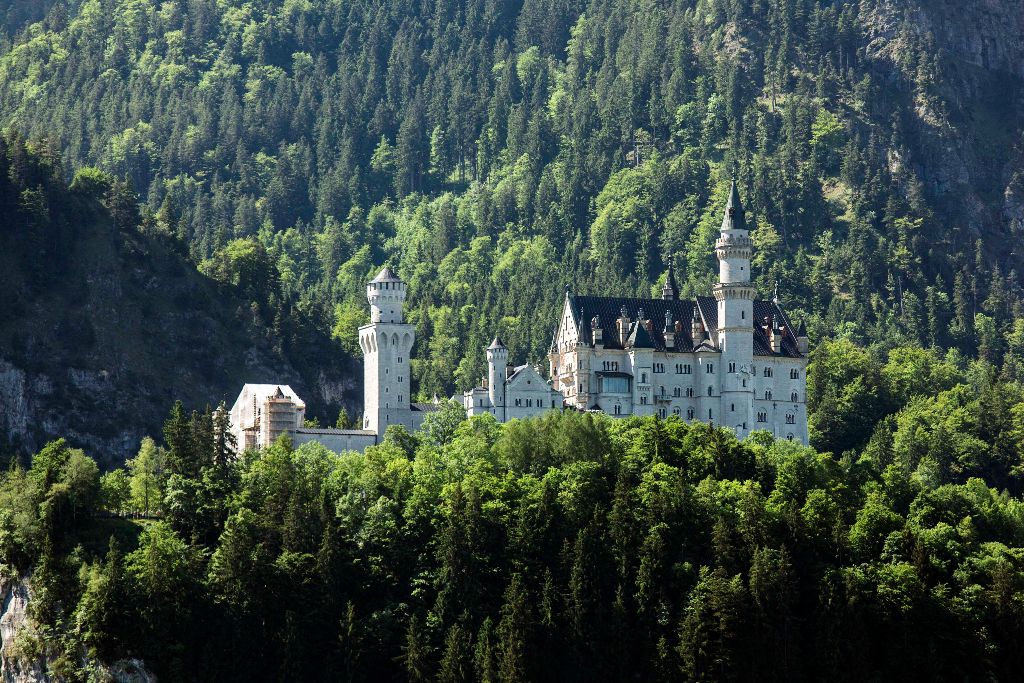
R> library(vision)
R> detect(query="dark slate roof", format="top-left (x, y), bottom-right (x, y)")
top-left (566, 294), bottom-right (803, 358)
top-left (570, 295), bottom-right (706, 352)
top-left (488, 336), bottom-right (506, 350)
top-left (626, 318), bottom-right (655, 348)
top-left (411, 402), bottom-right (440, 413)
top-left (371, 266), bottom-right (401, 283)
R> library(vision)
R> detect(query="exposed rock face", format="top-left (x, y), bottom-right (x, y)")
top-left (0, 577), bottom-right (157, 683)
top-left (862, 0), bottom-right (1024, 253)
top-left (0, 217), bottom-right (361, 469)
top-left (0, 578), bottom-right (47, 683)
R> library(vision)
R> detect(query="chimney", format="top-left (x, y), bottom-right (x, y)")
top-left (592, 315), bottom-right (603, 346)
top-left (617, 306), bottom-right (631, 346)
top-left (691, 307), bottom-right (704, 343)
top-left (664, 310), bottom-right (675, 350)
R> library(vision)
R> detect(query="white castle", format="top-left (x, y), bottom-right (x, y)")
top-left (232, 182), bottom-right (808, 449)
top-left (545, 182), bottom-right (808, 443)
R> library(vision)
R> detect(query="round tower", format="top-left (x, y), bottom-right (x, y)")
top-left (360, 266), bottom-right (415, 435)
top-left (487, 336), bottom-right (509, 412)
top-left (713, 181), bottom-right (756, 438)
top-left (367, 266), bottom-right (406, 323)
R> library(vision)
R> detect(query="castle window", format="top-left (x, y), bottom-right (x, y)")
top-left (763, 367), bottom-right (773, 377)
top-left (673, 407), bottom-right (681, 416)
top-left (674, 387), bottom-right (681, 397)
top-left (658, 408), bottom-right (666, 418)
top-left (641, 373), bottom-right (647, 383)
top-left (661, 386), bottom-right (666, 396)
top-left (684, 364), bottom-right (692, 374)
top-left (398, 357), bottom-right (403, 363)
top-left (787, 434), bottom-right (794, 441)
top-left (786, 414), bottom-right (795, 424)
top-left (614, 404), bottom-right (622, 415)
top-left (706, 363), bottom-right (714, 374)
top-left (686, 387), bottom-right (694, 398)
top-left (707, 386), bottom-right (713, 397)
top-left (765, 390), bottom-right (772, 400)
top-left (729, 362), bottom-right (736, 373)
top-left (730, 404), bottom-right (735, 412)
top-left (741, 310), bottom-right (745, 319)
top-left (791, 392), bottom-right (798, 402)
top-left (708, 409), bottom-right (713, 420)
top-left (742, 379), bottom-right (747, 387)
top-left (757, 412), bottom-right (767, 423)
top-left (527, 399), bottom-right (533, 407)
top-left (790, 369), bottom-right (799, 379)
top-left (399, 395), bottom-right (402, 402)
top-left (687, 408), bottom-right (695, 419)
top-left (515, 398), bottom-right (522, 407)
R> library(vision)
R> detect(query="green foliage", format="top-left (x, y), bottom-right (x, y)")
top-left (2, 0), bottom-right (1020, 404)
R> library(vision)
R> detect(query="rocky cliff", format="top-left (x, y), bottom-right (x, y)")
top-left (0, 163), bottom-right (361, 468)
top-left (0, 577), bottom-right (156, 683)
top-left (863, 0), bottom-right (1024, 256)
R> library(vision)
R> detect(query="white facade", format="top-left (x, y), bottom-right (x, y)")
top-left (464, 338), bottom-right (563, 421)
top-left (228, 384), bottom-right (306, 451)
top-left (547, 182), bottom-right (810, 444)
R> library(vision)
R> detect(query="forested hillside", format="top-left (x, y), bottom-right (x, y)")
top-left (0, 130), bottom-right (356, 465)
top-left (9, 391), bottom-right (1024, 681)
top-left (1, 0), bottom-right (1023, 409)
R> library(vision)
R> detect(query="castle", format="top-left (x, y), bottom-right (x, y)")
top-left (231, 182), bottom-right (809, 449)
top-left (546, 182), bottom-right (808, 443)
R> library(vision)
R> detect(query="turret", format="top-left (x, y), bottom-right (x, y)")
top-left (664, 310), bottom-right (675, 350)
top-left (617, 306), bottom-right (631, 346)
top-left (662, 261), bottom-right (679, 300)
top-left (367, 266), bottom-right (406, 323)
top-left (797, 319), bottom-right (809, 355)
top-left (487, 336), bottom-right (509, 409)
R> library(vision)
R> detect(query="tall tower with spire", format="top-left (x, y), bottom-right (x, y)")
top-left (359, 267), bottom-right (415, 435)
top-left (714, 181), bottom-right (756, 436)
top-left (486, 336), bottom-right (508, 414)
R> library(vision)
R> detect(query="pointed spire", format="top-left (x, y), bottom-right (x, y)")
top-left (487, 336), bottom-right (506, 351)
top-left (797, 318), bottom-right (808, 337)
top-left (721, 180), bottom-right (746, 232)
top-left (371, 266), bottom-right (401, 283)
top-left (662, 259), bottom-right (679, 300)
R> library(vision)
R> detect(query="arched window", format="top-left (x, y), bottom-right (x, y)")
top-left (791, 392), bottom-right (798, 402)
top-left (687, 408), bottom-right (695, 419)
top-left (707, 386), bottom-right (713, 396)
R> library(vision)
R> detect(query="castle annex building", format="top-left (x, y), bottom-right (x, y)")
top-left (231, 181), bottom-right (809, 450)
top-left (548, 183), bottom-right (809, 443)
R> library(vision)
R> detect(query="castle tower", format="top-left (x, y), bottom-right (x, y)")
top-left (487, 336), bottom-right (508, 416)
top-left (359, 267), bottom-right (415, 435)
top-left (713, 182), bottom-right (756, 437)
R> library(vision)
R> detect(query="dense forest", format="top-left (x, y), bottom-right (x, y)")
top-left (1, 0), bottom-right (1023, 406)
top-left (5, 0), bottom-right (1024, 678)
top-left (9, 340), bottom-right (1024, 681)
top-left (0, 129), bottom-right (355, 464)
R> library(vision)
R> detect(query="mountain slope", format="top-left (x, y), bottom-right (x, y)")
top-left (0, 133), bottom-right (358, 466)
top-left (1, 0), bottom-right (1023, 411)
